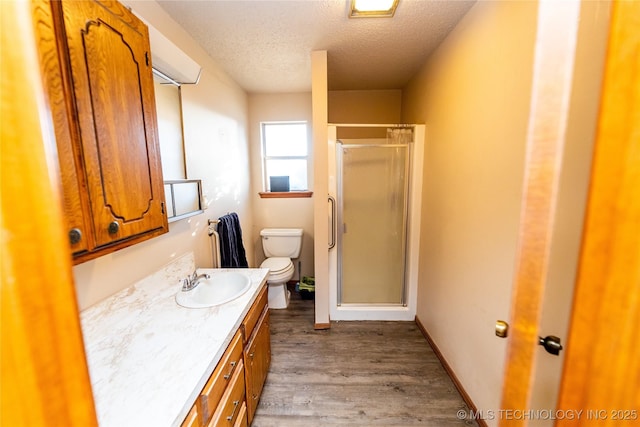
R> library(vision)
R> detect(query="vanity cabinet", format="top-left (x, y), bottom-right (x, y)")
top-left (182, 284), bottom-right (270, 427)
top-left (37, 0), bottom-right (167, 264)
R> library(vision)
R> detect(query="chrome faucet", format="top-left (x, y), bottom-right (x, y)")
top-left (181, 271), bottom-right (211, 292)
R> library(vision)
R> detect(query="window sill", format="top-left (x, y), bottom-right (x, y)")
top-left (259, 191), bottom-right (313, 199)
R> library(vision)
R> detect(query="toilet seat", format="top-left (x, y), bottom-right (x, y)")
top-left (260, 257), bottom-right (294, 283)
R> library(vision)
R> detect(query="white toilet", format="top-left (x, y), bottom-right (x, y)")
top-left (259, 228), bottom-right (303, 309)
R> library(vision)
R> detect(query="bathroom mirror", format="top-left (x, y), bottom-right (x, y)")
top-left (164, 179), bottom-right (203, 222)
top-left (154, 70), bottom-right (186, 180)
top-left (154, 70), bottom-right (203, 222)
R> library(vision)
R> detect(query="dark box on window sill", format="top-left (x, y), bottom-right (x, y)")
top-left (270, 176), bottom-right (290, 192)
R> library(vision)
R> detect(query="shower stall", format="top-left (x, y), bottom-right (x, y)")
top-left (328, 124), bottom-right (425, 321)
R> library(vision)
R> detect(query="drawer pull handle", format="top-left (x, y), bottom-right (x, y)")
top-left (226, 400), bottom-right (240, 421)
top-left (223, 360), bottom-right (237, 380)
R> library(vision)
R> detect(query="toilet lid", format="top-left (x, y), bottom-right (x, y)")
top-left (261, 257), bottom-right (292, 273)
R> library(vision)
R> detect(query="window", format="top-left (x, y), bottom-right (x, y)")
top-left (261, 122), bottom-right (308, 192)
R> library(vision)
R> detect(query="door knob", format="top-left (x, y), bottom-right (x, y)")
top-left (495, 320), bottom-right (509, 338)
top-left (539, 335), bottom-right (563, 356)
top-left (495, 321), bottom-right (562, 356)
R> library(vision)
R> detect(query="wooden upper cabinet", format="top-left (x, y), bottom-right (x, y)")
top-left (41, 0), bottom-right (168, 263)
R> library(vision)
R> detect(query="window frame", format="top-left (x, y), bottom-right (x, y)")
top-left (260, 121), bottom-right (310, 194)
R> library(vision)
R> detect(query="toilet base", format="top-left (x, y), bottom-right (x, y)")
top-left (268, 282), bottom-right (290, 309)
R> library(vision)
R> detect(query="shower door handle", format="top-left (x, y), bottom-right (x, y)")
top-left (328, 195), bottom-right (336, 249)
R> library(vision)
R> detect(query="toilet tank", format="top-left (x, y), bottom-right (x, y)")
top-left (260, 228), bottom-right (303, 258)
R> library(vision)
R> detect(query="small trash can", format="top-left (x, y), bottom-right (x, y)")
top-left (296, 276), bottom-right (315, 300)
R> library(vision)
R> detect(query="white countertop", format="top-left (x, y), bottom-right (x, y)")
top-left (80, 258), bottom-right (269, 427)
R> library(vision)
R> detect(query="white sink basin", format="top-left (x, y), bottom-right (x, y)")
top-left (176, 271), bottom-right (251, 308)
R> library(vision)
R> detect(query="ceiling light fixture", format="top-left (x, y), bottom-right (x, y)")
top-left (349, 0), bottom-right (399, 18)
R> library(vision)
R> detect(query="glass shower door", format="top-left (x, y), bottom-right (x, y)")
top-left (338, 143), bottom-right (410, 305)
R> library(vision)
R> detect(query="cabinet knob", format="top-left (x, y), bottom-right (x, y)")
top-left (108, 221), bottom-right (120, 234)
top-left (69, 228), bottom-right (82, 244)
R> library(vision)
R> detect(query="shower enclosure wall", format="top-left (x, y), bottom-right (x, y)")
top-left (328, 124), bottom-right (425, 321)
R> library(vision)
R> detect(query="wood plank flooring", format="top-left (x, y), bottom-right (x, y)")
top-left (252, 291), bottom-right (479, 426)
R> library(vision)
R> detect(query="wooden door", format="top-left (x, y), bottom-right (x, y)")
top-left (1, 1), bottom-right (97, 424)
top-left (59, 0), bottom-right (166, 247)
top-left (499, 1), bottom-right (640, 425)
top-left (555, 0), bottom-right (640, 423)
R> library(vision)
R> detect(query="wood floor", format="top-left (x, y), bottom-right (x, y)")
top-left (252, 290), bottom-right (479, 426)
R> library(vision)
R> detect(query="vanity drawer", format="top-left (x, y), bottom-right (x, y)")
top-left (201, 330), bottom-right (243, 423)
top-left (181, 403), bottom-right (200, 427)
top-left (207, 358), bottom-right (246, 427)
top-left (241, 284), bottom-right (267, 343)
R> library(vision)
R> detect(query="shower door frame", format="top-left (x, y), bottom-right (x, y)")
top-left (328, 124), bottom-right (425, 321)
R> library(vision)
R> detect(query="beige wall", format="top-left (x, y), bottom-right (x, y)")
top-left (73, 1), bottom-right (253, 310)
top-left (403, 0), bottom-right (611, 422)
top-left (328, 90), bottom-right (401, 123)
top-left (402, 1), bottom-right (538, 422)
top-left (329, 90), bottom-right (402, 139)
top-left (248, 93), bottom-right (314, 280)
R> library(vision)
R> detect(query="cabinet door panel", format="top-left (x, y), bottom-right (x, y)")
top-left (244, 309), bottom-right (271, 423)
top-left (61, 0), bottom-right (166, 247)
top-left (83, 22), bottom-right (153, 219)
top-left (232, 402), bottom-right (247, 427)
top-left (34, 0), bottom-right (92, 254)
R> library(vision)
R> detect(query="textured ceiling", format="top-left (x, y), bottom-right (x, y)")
top-left (157, 0), bottom-right (475, 93)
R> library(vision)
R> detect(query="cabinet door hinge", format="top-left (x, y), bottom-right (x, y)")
top-left (161, 202), bottom-right (165, 215)
top-left (145, 51), bottom-right (150, 66)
